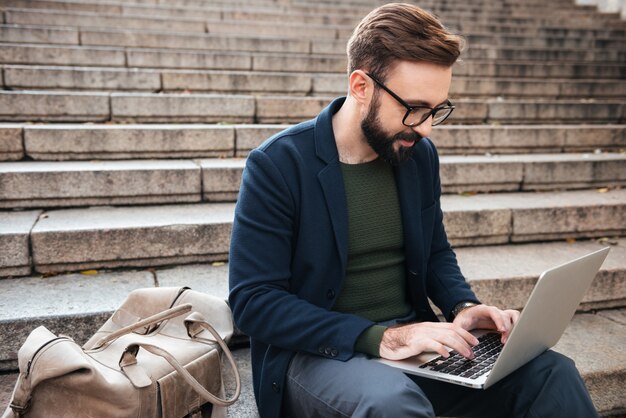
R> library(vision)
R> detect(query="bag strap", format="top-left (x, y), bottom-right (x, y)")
top-left (119, 315), bottom-right (241, 407)
top-left (91, 303), bottom-right (192, 350)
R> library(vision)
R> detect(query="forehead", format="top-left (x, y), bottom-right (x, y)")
top-left (385, 61), bottom-right (452, 106)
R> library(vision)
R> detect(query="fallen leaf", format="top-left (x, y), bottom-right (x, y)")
top-left (80, 270), bottom-right (99, 276)
top-left (596, 237), bottom-right (618, 246)
top-left (565, 238), bottom-right (577, 244)
top-left (597, 187), bottom-right (609, 193)
top-left (461, 191), bottom-right (477, 196)
top-left (211, 262), bottom-right (226, 267)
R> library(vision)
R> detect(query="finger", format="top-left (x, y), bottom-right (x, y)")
top-left (419, 324), bottom-right (474, 358)
top-left (427, 341), bottom-right (451, 359)
top-left (440, 333), bottom-right (474, 359)
top-left (434, 322), bottom-right (478, 347)
top-left (502, 310), bottom-right (520, 344)
top-left (454, 325), bottom-right (480, 347)
top-left (477, 306), bottom-right (510, 336)
top-left (508, 309), bottom-right (521, 325)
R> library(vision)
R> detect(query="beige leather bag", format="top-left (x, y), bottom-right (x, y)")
top-left (3, 287), bottom-right (241, 418)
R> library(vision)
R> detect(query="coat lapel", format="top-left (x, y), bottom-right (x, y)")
top-left (314, 97), bottom-right (349, 274)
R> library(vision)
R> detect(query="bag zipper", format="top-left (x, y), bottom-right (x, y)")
top-left (143, 287), bottom-right (190, 334)
top-left (168, 287), bottom-right (190, 309)
top-left (26, 336), bottom-right (71, 377)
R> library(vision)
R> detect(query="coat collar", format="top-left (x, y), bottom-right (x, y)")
top-left (314, 97), bottom-right (345, 164)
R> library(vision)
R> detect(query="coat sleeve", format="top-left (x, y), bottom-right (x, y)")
top-left (422, 139), bottom-right (481, 320)
top-left (228, 149), bottom-right (373, 361)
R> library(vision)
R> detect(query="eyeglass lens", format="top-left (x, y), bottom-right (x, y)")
top-left (405, 106), bottom-right (453, 127)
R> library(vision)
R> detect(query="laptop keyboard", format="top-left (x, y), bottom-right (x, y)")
top-left (418, 332), bottom-right (503, 380)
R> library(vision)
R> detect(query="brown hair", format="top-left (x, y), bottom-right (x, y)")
top-left (347, 3), bottom-right (464, 80)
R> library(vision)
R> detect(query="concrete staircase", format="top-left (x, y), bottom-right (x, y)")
top-left (0, 0), bottom-right (625, 416)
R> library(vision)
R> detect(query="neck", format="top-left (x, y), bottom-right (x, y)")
top-left (332, 96), bottom-right (378, 164)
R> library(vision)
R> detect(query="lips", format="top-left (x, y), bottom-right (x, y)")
top-left (398, 139), bottom-right (416, 147)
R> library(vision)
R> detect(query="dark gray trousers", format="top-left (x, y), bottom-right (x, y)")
top-left (284, 349), bottom-right (599, 418)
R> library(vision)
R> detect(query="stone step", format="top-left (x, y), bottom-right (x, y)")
top-left (1, 124), bottom-right (624, 162)
top-left (0, 24), bottom-right (311, 54)
top-left (0, 0), bottom-right (604, 15)
top-left (0, 0), bottom-right (600, 16)
top-left (0, 242), bottom-right (624, 414)
top-left (0, 24), bottom-right (79, 45)
top-left (0, 91), bottom-right (257, 123)
top-left (313, 38), bottom-right (626, 61)
top-left (3, 65), bottom-right (626, 99)
top-left (2, 0), bottom-right (621, 27)
top-left (3, 91), bottom-right (623, 124)
top-left (0, 160), bottom-right (204, 208)
top-left (2, 153), bottom-right (625, 208)
top-left (5, 9), bottom-right (626, 41)
top-left (3, 65), bottom-right (164, 92)
top-left (442, 188), bottom-right (626, 246)
top-left (3, 24), bottom-right (625, 62)
top-left (457, 239), bottom-right (626, 312)
top-left (0, 239), bottom-right (624, 362)
top-left (449, 23), bottom-right (626, 38)
top-left (0, 210), bottom-right (41, 277)
top-left (2, 188), bottom-right (625, 276)
top-left (4, 8), bottom-right (210, 34)
top-left (2, 45), bottom-right (625, 81)
top-left (452, 61), bottom-right (626, 80)
top-left (238, 0), bottom-right (622, 21)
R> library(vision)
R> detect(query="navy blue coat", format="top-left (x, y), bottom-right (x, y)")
top-left (228, 97), bottom-right (479, 418)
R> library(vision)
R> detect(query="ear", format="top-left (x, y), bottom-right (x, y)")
top-left (348, 70), bottom-right (372, 106)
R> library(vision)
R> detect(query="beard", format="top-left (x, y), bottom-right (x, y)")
top-left (360, 94), bottom-right (422, 166)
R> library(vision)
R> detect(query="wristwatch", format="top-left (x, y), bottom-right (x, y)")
top-left (451, 301), bottom-right (480, 320)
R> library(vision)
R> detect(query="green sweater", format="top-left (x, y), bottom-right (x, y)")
top-left (335, 158), bottom-right (412, 357)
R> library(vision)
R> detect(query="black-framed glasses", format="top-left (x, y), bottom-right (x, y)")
top-left (366, 73), bottom-right (455, 127)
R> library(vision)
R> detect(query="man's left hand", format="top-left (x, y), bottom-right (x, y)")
top-left (452, 304), bottom-right (520, 344)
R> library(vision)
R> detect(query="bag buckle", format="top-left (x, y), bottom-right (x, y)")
top-left (10, 397), bottom-right (32, 415)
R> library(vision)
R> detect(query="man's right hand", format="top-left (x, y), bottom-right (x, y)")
top-left (379, 322), bottom-right (479, 360)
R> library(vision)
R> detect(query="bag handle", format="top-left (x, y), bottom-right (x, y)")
top-left (119, 315), bottom-right (241, 407)
top-left (91, 303), bottom-right (192, 350)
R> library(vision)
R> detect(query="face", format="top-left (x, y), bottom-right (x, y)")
top-left (360, 61), bottom-right (452, 165)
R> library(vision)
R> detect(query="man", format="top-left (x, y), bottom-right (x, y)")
top-left (229, 3), bottom-right (598, 417)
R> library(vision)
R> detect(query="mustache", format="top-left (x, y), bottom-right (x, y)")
top-left (392, 131), bottom-right (423, 143)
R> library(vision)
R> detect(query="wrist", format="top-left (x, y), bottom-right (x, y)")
top-left (451, 301), bottom-right (480, 320)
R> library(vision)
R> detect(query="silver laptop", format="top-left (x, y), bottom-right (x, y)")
top-left (377, 246), bottom-right (610, 389)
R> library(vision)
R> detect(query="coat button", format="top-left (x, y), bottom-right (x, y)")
top-left (324, 347), bottom-right (332, 356)
top-left (330, 348), bottom-right (338, 357)
top-left (326, 289), bottom-right (335, 299)
top-left (272, 382), bottom-right (280, 393)
top-left (318, 346), bottom-right (325, 354)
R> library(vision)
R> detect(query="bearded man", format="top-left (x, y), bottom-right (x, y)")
top-left (228, 3), bottom-right (598, 417)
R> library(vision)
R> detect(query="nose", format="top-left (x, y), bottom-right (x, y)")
top-left (411, 116), bottom-right (433, 138)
